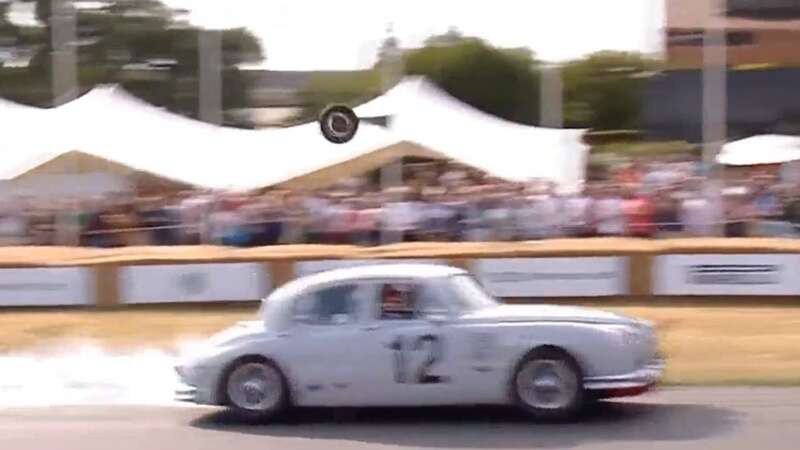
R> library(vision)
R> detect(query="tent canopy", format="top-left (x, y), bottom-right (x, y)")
top-left (1, 77), bottom-right (589, 193)
top-left (717, 134), bottom-right (800, 166)
top-left (355, 77), bottom-right (589, 193)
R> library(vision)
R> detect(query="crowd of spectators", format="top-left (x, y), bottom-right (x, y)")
top-left (0, 159), bottom-right (799, 247)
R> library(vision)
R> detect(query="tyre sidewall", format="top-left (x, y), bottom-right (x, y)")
top-left (220, 358), bottom-right (289, 423)
top-left (510, 348), bottom-right (585, 422)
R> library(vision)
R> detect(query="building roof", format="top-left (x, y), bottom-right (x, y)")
top-left (668, 0), bottom-right (800, 30)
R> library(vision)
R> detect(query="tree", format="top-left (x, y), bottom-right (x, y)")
top-left (0, 0), bottom-right (264, 126)
top-left (561, 51), bottom-right (660, 130)
top-left (404, 33), bottom-right (542, 125)
top-left (293, 70), bottom-right (383, 124)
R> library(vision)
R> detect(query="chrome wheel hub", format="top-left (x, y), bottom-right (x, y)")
top-left (227, 363), bottom-right (282, 411)
top-left (516, 359), bottom-right (578, 410)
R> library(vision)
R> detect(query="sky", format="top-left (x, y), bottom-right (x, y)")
top-left (8, 0), bottom-right (666, 70)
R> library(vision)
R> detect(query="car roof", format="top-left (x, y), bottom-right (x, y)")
top-left (295, 263), bottom-right (466, 287)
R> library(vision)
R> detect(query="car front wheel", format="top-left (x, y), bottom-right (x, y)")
top-left (511, 348), bottom-right (585, 421)
top-left (221, 358), bottom-right (288, 422)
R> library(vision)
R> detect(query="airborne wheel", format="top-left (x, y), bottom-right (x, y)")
top-left (319, 105), bottom-right (359, 144)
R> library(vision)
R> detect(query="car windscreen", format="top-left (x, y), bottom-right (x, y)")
top-left (448, 274), bottom-right (498, 311)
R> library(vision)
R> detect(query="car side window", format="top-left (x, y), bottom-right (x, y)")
top-left (415, 283), bottom-right (449, 319)
top-left (293, 283), bottom-right (363, 325)
top-left (378, 282), bottom-right (448, 321)
top-left (379, 283), bottom-right (416, 320)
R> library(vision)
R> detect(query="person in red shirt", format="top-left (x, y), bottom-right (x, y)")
top-left (622, 185), bottom-right (655, 238)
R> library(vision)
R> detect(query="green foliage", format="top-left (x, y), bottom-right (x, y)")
top-left (0, 0), bottom-right (264, 122)
top-left (404, 36), bottom-right (541, 125)
top-left (294, 30), bottom-right (543, 126)
top-left (591, 140), bottom-right (696, 156)
top-left (294, 70), bottom-right (383, 123)
top-left (561, 51), bottom-right (660, 130)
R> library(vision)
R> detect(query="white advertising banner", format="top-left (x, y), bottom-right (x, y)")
top-left (0, 267), bottom-right (94, 306)
top-left (294, 259), bottom-right (447, 278)
top-left (472, 257), bottom-right (628, 298)
top-left (653, 254), bottom-right (800, 296)
top-left (119, 263), bottom-right (270, 304)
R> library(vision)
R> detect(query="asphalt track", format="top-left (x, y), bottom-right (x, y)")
top-left (1, 387), bottom-right (800, 450)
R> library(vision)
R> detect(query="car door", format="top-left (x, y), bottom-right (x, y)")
top-left (353, 279), bottom-right (462, 406)
top-left (277, 281), bottom-right (373, 407)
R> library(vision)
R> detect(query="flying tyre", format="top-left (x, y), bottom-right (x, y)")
top-left (319, 104), bottom-right (359, 144)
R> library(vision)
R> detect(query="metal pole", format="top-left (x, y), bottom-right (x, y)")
top-left (197, 29), bottom-right (223, 244)
top-left (198, 29), bottom-right (223, 125)
top-left (379, 24), bottom-right (403, 244)
top-left (50, 0), bottom-right (78, 245)
top-left (50, 0), bottom-right (78, 106)
top-left (702, 0), bottom-right (727, 236)
top-left (540, 64), bottom-right (563, 129)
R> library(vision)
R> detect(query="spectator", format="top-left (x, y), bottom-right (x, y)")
top-left (530, 183), bottom-right (562, 239)
top-left (724, 191), bottom-right (752, 238)
top-left (594, 184), bottom-right (625, 237)
top-left (622, 185), bottom-right (655, 238)
top-left (562, 186), bottom-right (593, 238)
top-left (653, 187), bottom-right (683, 237)
top-left (382, 188), bottom-right (423, 243)
top-left (680, 187), bottom-right (714, 237)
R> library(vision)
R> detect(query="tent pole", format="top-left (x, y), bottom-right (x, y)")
top-left (702, 0), bottom-right (727, 237)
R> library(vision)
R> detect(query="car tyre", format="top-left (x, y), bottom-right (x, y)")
top-left (220, 357), bottom-right (289, 423)
top-left (319, 104), bottom-right (359, 144)
top-left (511, 347), bottom-right (585, 421)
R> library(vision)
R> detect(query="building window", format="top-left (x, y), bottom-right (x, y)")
top-left (727, 32), bottom-right (755, 46)
top-left (667, 30), bottom-right (704, 46)
top-left (667, 30), bottom-right (755, 47)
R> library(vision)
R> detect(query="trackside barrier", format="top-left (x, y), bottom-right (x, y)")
top-left (1, 239), bottom-right (800, 307)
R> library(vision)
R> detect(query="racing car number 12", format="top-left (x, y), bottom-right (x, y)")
top-left (388, 334), bottom-right (445, 384)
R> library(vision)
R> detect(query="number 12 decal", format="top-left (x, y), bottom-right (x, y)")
top-left (389, 334), bottom-right (444, 384)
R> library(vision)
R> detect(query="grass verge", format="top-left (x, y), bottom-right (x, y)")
top-left (2, 302), bottom-right (800, 385)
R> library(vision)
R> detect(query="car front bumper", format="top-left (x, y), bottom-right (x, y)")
top-left (582, 357), bottom-right (665, 395)
top-left (175, 365), bottom-right (219, 406)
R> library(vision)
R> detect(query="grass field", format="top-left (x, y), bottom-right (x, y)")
top-left (2, 302), bottom-right (800, 385)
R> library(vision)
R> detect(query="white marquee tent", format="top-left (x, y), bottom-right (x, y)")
top-left (355, 77), bottom-right (589, 192)
top-left (717, 134), bottom-right (800, 166)
top-left (0, 76), bottom-right (589, 193)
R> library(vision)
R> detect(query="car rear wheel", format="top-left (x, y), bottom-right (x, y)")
top-left (221, 358), bottom-right (288, 422)
top-left (511, 348), bottom-right (585, 421)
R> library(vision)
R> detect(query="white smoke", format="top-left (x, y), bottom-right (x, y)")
top-left (0, 341), bottom-right (203, 408)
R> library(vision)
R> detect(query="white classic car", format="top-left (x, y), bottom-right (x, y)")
top-left (175, 264), bottom-right (663, 421)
